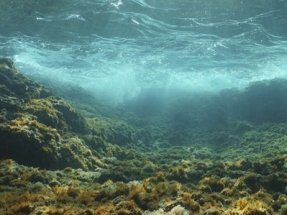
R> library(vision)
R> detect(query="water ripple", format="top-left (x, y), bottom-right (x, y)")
top-left (0, 0), bottom-right (287, 103)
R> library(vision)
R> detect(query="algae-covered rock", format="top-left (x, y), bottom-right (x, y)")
top-left (87, 117), bottom-right (136, 146)
top-left (0, 57), bottom-right (88, 133)
top-left (165, 92), bottom-right (228, 145)
top-left (0, 57), bottom-right (99, 169)
top-left (25, 97), bottom-right (88, 134)
top-left (0, 58), bottom-right (51, 101)
top-left (227, 79), bottom-right (287, 123)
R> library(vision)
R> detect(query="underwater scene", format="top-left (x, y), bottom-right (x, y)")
top-left (1, 0), bottom-right (287, 214)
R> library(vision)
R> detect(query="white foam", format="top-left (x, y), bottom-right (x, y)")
top-left (12, 46), bottom-right (287, 105)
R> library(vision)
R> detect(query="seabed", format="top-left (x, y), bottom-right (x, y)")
top-left (1, 57), bottom-right (287, 214)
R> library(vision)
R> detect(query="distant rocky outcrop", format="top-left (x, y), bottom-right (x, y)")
top-left (221, 79), bottom-right (287, 123)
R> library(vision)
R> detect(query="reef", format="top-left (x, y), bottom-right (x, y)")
top-left (1, 56), bottom-right (287, 214)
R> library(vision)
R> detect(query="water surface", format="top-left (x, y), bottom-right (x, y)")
top-left (0, 0), bottom-right (287, 103)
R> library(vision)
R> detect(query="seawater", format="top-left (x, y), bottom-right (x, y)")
top-left (0, 0), bottom-right (287, 104)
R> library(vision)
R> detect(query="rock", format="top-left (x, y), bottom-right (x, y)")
top-left (0, 57), bottom-right (99, 169)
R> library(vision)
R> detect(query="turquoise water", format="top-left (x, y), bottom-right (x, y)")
top-left (1, 0), bottom-right (287, 103)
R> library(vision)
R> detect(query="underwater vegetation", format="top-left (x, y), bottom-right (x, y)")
top-left (2, 57), bottom-right (287, 214)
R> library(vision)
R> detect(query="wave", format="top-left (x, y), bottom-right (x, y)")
top-left (0, 0), bottom-right (287, 103)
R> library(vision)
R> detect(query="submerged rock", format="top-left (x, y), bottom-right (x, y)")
top-left (0, 57), bottom-right (100, 169)
top-left (228, 79), bottom-right (287, 123)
